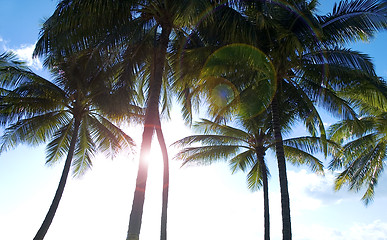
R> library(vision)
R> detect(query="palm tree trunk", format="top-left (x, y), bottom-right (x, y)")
top-left (127, 124), bottom-right (154, 240)
top-left (257, 152), bottom-right (270, 240)
top-left (155, 119), bottom-right (169, 240)
top-left (127, 24), bottom-right (172, 240)
top-left (271, 93), bottom-right (292, 240)
top-left (33, 118), bottom-right (81, 240)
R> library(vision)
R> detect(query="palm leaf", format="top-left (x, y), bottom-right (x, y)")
top-left (283, 145), bottom-right (324, 174)
top-left (45, 120), bottom-right (73, 165)
top-left (229, 149), bottom-right (256, 173)
top-left (320, 0), bottom-right (387, 44)
top-left (0, 111), bottom-right (71, 153)
top-left (71, 116), bottom-right (95, 177)
top-left (175, 145), bottom-right (244, 167)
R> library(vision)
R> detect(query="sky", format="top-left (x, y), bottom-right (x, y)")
top-left (0, 1), bottom-right (387, 240)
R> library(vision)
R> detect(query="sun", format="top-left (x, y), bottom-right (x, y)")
top-left (143, 140), bottom-right (165, 181)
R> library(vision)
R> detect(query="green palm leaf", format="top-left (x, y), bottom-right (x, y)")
top-left (321, 0), bottom-right (387, 44)
top-left (229, 149), bottom-right (256, 173)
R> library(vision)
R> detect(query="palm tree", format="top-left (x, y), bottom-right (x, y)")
top-left (172, 114), bottom-right (333, 240)
top-left (0, 51), bottom-right (137, 240)
top-left (186, 1), bottom-right (387, 238)
top-left (247, 1), bottom-right (386, 237)
top-left (177, 40), bottom-right (332, 240)
top-left (328, 77), bottom-right (387, 205)
top-left (32, 1), bottom-right (387, 239)
top-left (32, 1), bottom-right (217, 239)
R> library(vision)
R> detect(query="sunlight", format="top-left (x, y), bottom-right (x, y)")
top-left (142, 140), bottom-right (165, 189)
top-left (142, 140), bottom-right (164, 168)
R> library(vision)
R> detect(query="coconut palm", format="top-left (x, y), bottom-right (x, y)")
top-left (172, 112), bottom-right (336, 240)
top-left (182, 1), bottom-right (387, 238)
top-left (32, 1), bottom-right (387, 239)
top-left (33, 1), bottom-right (218, 239)
top-left (248, 1), bottom-right (386, 237)
top-left (0, 51), bottom-right (137, 240)
top-left (328, 77), bottom-right (387, 205)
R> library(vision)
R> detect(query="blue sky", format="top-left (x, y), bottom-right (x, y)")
top-left (1, 1), bottom-right (387, 240)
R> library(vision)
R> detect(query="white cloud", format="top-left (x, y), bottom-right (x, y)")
top-left (0, 36), bottom-right (42, 70)
top-left (287, 169), bottom-right (338, 213)
top-left (0, 37), bottom-right (7, 51)
top-left (294, 220), bottom-right (387, 240)
top-left (10, 44), bottom-right (43, 70)
top-left (287, 169), bottom-right (387, 240)
top-left (349, 220), bottom-right (387, 240)
top-left (288, 169), bottom-right (365, 208)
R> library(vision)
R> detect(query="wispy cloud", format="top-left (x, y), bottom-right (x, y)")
top-left (294, 220), bottom-right (387, 240)
top-left (287, 169), bottom-right (387, 240)
top-left (0, 37), bottom-right (8, 51)
top-left (10, 44), bottom-right (43, 70)
top-left (0, 36), bottom-right (42, 71)
top-left (288, 169), bottom-right (364, 209)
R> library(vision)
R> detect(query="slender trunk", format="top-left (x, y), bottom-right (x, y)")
top-left (155, 118), bottom-right (169, 240)
top-left (127, 124), bottom-right (154, 240)
top-left (271, 93), bottom-right (292, 240)
top-left (257, 151), bottom-right (270, 240)
top-left (127, 25), bottom-right (172, 240)
top-left (33, 118), bottom-right (81, 240)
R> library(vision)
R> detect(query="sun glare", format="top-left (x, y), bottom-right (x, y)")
top-left (142, 141), bottom-right (165, 181)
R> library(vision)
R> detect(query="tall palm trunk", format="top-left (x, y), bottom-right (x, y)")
top-left (33, 118), bottom-right (81, 240)
top-left (257, 150), bottom-right (270, 240)
top-left (271, 93), bottom-right (292, 240)
top-left (127, 25), bottom-right (172, 240)
top-left (155, 118), bottom-right (169, 240)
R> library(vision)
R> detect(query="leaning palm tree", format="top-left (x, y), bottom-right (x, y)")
top-left (172, 115), bottom-right (332, 240)
top-left (0, 51), bottom-right (137, 240)
top-left (328, 77), bottom-right (387, 205)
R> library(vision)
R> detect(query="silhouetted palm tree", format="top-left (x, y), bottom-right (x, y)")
top-left (0, 51), bottom-right (137, 240)
top-left (173, 114), bottom-right (334, 240)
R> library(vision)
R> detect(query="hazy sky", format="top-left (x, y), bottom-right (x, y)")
top-left (1, 1), bottom-right (387, 240)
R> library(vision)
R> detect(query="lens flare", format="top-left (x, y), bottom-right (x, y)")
top-left (210, 83), bottom-right (235, 108)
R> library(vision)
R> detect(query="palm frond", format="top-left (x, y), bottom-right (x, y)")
top-left (45, 121), bottom-right (74, 165)
top-left (175, 145), bottom-right (243, 167)
top-left (283, 145), bottom-right (324, 174)
top-left (88, 113), bottom-right (136, 157)
top-left (229, 149), bottom-right (256, 173)
top-left (72, 116), bottom-right (95, 177)
top-left (246, 162), bottom-right (268, 191)
top-left (171, 134), bottom-right (250, 148)
top-left (193, 119), bottom-right (251, 139)
top-left (320, 0), bottom-right (387, 44)
top-left (334, 140), bottom-right (385, 204)
top-left (0, 111), bottom-right (71, 153)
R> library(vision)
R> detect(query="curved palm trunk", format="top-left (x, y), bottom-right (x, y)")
top-left (271, 93), bottom-right (292, 240)
top-left (155, 119), bottom-right (169, 240)
top-left (127, 25), bottom-right (172, 240)
top-left (127, 122), bottom-right (154, 240)
top-left (257, 152), bottom-right (270, 240)
top-left (33, 118), bottom-right (81, 240)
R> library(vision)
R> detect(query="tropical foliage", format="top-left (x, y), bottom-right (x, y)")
top-left (0, 50), bottom-right (137, 240)
top-left (173, 115), bottom-right (335, 240)
top-left (1, 0), bottom-right (387, 239)
top-left (329, 78), bottom-right (387, 205)
top-left (173, 1), bottom-right (387, 238)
